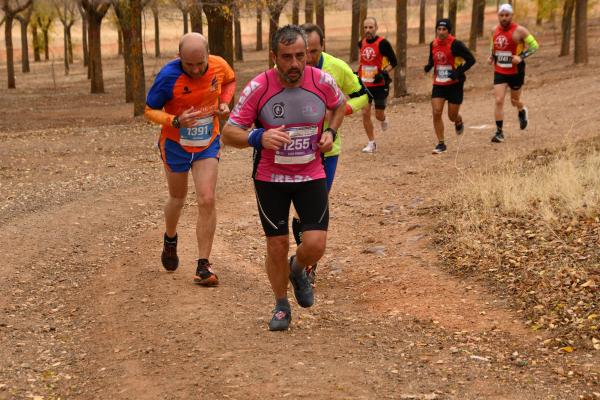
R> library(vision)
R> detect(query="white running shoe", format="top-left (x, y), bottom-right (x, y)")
top-left (380, 120), bottom-right (388, 131)
top-left (362, 141), bottom-right (377, 153)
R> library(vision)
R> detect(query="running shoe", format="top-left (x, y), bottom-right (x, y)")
top-left (268, 305), bottom-right (291, 331)
top-left (306, 263), bottom-right (317, 287)
top-left (194, 259), bottom-right (219, 286)
top-left (380, 119), bottom-right (389, 131)
top-left (491, 130), bottom-right (505, 143)
top-left (455, 120), bottom-right (464, 135)
top-left (161, 234), bottom-right (179, 271)
top-left (518, 107), bottom-right (528, 130)
top-left (362, 142), bottom-right (377, 153)
top-left (432, 143), bottom-right (447, 154)
top-left (288, 256), bottom-right (314, 308)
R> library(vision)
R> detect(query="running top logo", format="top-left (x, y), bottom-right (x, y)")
top-left (435, 51), bottom-right (448, 65)
top-left (361, 46), bottom-right (376, 61)
top-left (494, 35), bottom-right (509, 50)
top-left (272, 102), bottom-right (285, 119)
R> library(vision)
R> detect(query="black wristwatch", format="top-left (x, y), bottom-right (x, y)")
top-left (324, 127), bottom-right (337, 141)
top-left (172, 115), bottom-right (181, 128)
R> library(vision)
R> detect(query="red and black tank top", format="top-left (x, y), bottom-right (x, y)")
top-left (493, 23), bottom-right (520, 75)
top-left (359, 36), bottom-right (385, 87)
top-left (432, 35), bottom-right (459, 86)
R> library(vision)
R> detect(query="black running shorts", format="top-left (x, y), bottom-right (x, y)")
top-left (254, 179), bottom-right (329, 237)
top-left (494, 63), bottom-right (526, 90)
top-left (431, 81), bottom-right (464, 105)
top-left (366, 85), bottom-right (389, 110)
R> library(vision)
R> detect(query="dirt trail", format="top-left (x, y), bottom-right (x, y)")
top-left (1, 32), bottom-right (599, 400)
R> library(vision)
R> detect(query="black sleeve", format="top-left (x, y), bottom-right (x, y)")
top-left (378, 39), bottom-right (398, 68)
top-left (426, 42), bottom-right (434, 69)
top-left (357, 40), bottom-right (362, 50)
top-left (452, 40), bottom-right (476, 73)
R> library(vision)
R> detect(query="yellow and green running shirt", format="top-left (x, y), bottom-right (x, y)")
top-left (318, 52), bottom-right (369, 157)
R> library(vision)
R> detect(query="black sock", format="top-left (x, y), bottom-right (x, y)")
top-left (496, 120), bottom-right (503, 131)
top-left (164, 233), bottom-right (177, 243)
top-left (292, 217), bottom-right (302, 246)
top-left (518, 109), bottom-right (526, 116)
top-left (276, 298), bottom-right (290, 310)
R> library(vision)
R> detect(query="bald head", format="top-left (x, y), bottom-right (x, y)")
top-left (178, 33), bottom-right (210, 79)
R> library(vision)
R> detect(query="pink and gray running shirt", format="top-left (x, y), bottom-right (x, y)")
top-left (228, 66), bottom-right (344, 183)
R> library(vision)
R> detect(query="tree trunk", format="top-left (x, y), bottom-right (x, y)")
top-left (292, 0), bottom-right (299, 24)
top-left (88, 12), bottom-right (105, 93)
top-left (394, 0), bottom-right (407, 97)
top-left (359, 0), bottom-right (367, 28)
top-left (129, 0), bottom-right (146, 116)
top-left (64, 24), bottom-right (70, 74)
top-left (183, 10), bottom-right (188, 34)
top-left (234, 3), bottom-right (243, 61)
top-left (315, 0), bottom-right (324, 32)
top-left (122, 27), bottom-right (133, 102)
top-left (477, 0), bottom-right (485, 37)
top-left (574, 0), bottom-right (587, 64)
top-left (78, 4), bottom-right (89, 66)
top-left (436, 0), bottom-right (443, 22)
top-left (32, 24), bottom-right (41, 62)
top-left (468, 0), bottom-right (478, 50)
top-left (419, 0), bottom-right (425, 44)
top-left (350, 0), bottom-right (359, 61)
top-left (256, 5), bottom-right (263, 51)
top-left (559, 0), bottom-right (574, 57)
top-left (305, 0), bottom-right (313, 23)
top-left (67, 25), bottom-right (73, 64)
top-left (43, 28), bottom-right (50, 61)
top-left (5, 16), bottom-right (16, 88)
top-left (448, 0), bottom-right (457, 35)
top-left (203, 2), bottom-right (234, 66)
top-left (117, 26), bottom-right (123, 55)
top-left (190, 0), bottom-right (203, 33)
top-left (536, 0), bottom-right (543, 25)
top-left (19, 17), bottom-right (30, 73)
top-left (152, 6), bottom-right (160, 57)
top-left (268, 1), bottom-right (287, 67)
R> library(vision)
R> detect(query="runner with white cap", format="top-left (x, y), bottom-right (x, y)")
top-left (489, 3), bottom-right (539, 143)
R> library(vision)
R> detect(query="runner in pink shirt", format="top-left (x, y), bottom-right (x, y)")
top-left (223, 25), bottom-right (346, 331)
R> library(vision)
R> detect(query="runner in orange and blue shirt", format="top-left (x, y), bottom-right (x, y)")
top-left (144, 32), bottom-right (235, 286)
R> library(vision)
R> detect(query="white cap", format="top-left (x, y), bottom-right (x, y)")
top-left (498, 3), bottom-right (514, 14)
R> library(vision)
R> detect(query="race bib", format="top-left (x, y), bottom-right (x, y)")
top-left (435, 65), bottom-right (452, 83)
top-left (495, 51), bottom-right (513, 69)
top-left (362, 65), bottom-right (378, 83)
top-left (179, 116), bottom-right (213, 147)
top-left (274, 126), bottom-right (318, 165)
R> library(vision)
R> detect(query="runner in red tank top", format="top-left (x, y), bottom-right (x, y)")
top-left (358, 17), bottom-right (397, 153)
top-left (424, 19), bottom-right (475, 154)
top-left (488, 3), bottom-right (539, 143)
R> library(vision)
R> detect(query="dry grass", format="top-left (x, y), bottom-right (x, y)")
top-left (437, 137), bottom-right (600, 350)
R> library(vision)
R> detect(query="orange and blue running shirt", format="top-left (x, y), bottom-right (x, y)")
top-left (146, 55), bottom-right (235, 153)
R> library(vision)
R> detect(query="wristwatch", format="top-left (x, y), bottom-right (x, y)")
top-left (324, 127), bottom-right (337, 141)
top-left (172, 115), bottom-right (181, 128)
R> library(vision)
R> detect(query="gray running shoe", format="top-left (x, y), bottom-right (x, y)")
top-left (269, 305), bottom-right (291, 331)
top-left (288, 256), bottom-right (314, 308)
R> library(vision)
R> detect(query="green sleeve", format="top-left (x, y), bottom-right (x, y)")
top-left (340, 62), bottom-right (368, 113)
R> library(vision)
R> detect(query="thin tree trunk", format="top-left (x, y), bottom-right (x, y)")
top-left (43, 28), bottom-right (50, 61)
top-left (394, 0), bottom-right (407, 97)
top-left (79, 4), bottom-right (89, 66)
top-left (419, 0), bottom-right (425, 44)
top-left (88, 13), bottom-right (105, 93)
top-left (315, 0), bottom-right (324, 32)
top-left (477, 0), bottom-right (485, 37)
top-left (122, 27), bottom-right (133, 102)
top-left (268, 1), bottom-right (286, 68)
top-left (448, 0), bottom-right (457, 35)
top-left (536, 0), bottom-right (543, 25)
top-left (130, 0), bottom-right (146, 116)
top-left (152, 6), bottom-right (160, 57)
top-left (118, 26), bottom-right (123, 55)
top-left (359, 0), bottom-right (367, 28)
top-left (32, 24), bottom-right (41, 62)
top-left (436, 0), bottom-right (444, 22)
top-left (350, 0), bottom-right (359, 61)
top-left (190, 0), bottom-right (203, 33)
top-left (67, 26), bottom-right (73, 64)
top-left (574, 0), bottom-right (587, 64)
top-left (234, 3), bottom-right (243, 61)
top-left (5, 16), bottom-right (16, 88)
top-left (256, 5), bottom-right (263, 51)
top-left (183, 10), bottom-right (188, 34)
top-left (19, 17), bottom-right (30, 73)
top-left (559, 0), bottom-right (574, 57)
top-left (469, 0), bottom-right (479, 50)
top-left (64, 24), bottom-right (70, 74)
top-left (292, 0), bottom-right (299, 24)
top-left (305, 0), bottom-right (313, 23)
top-left (203, 2), bottom-right (234, 66)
